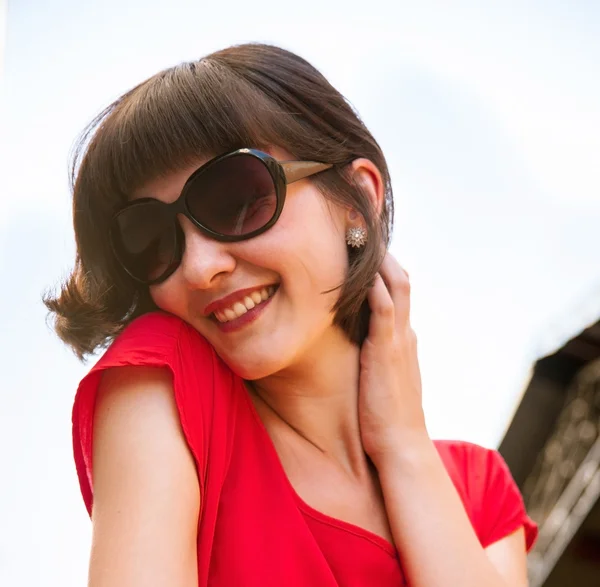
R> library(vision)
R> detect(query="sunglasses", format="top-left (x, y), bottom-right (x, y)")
top-left (110, 148), bottom-right (333, 285)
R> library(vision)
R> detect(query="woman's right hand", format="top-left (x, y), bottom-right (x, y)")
top-left (89, 366), bottom-right (199, 587)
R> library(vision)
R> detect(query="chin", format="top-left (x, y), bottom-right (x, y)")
top-left (224, 360), bottom-right (279, 382)
top-left (215, 347), bottom-right (285, 381)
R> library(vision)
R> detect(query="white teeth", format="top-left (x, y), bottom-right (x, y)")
top-left (233, 302), bottom-right (248, 317)
top-left (214, 286), bottom-right (277, 323)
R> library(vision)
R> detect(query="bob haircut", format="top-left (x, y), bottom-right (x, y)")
top-left (45, 43), bottom-right (394, 359)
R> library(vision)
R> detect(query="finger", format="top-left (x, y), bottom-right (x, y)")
top-left (378, 253), bottom-right (411, 330)
top-left (366, 273), bottom-right (395, 341)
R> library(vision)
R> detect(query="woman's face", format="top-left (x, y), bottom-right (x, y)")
top-left (143, 147), bottom-right (352, 379)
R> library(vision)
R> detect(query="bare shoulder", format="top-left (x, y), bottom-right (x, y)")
top-left (90, 366), bottom-right (199, 587)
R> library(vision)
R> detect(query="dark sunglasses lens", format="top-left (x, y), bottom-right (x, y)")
top-left (112, 201), bottom-right (178, 283)
top-left (186, 154), bottom-right (278, 236)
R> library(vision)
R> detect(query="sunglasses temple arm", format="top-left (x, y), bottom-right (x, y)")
top-left (281, 161), bottom-right (333, 184)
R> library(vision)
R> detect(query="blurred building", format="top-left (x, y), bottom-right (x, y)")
top-left (499, 316), bottom-right (600, 586)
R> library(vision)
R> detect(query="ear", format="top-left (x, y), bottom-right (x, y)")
top-left (348, 158), bottom-right (385, 217)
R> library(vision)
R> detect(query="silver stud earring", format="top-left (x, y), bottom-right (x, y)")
top-left (346, 226), bottom-right (367, 248)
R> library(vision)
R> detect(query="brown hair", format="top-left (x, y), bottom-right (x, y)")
top-left (44, 43), bottom-right (394, 360)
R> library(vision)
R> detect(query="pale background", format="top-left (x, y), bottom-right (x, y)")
top-left (1, 1), bottom-right (599, 585)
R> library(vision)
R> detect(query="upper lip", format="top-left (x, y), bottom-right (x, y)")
top-left (203, 284), bottom-right (278, 317)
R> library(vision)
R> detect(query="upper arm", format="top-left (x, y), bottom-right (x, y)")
top-left (485, 527), bottom-right (529, 587)
top-left (447, 442), bottom-right (537, 585)
top-left (89, 366), bottom-right (200, 587)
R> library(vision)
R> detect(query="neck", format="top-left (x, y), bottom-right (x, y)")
top-left (249, 326), bottom-right (368, 477)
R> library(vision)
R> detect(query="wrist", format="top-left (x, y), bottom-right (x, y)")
top-left (369, 429), bottom-right (436, 471)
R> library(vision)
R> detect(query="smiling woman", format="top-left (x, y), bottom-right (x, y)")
top-left (45, 46), bottom-right (391, 358)
top-left (45, 43), bottom-right (537, 587)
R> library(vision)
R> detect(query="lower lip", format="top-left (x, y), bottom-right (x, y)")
top-left (213, 291), bottom-right (276, 333)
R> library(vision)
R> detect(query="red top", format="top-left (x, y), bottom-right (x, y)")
top-left (73, 312), bottom-right (538, 586)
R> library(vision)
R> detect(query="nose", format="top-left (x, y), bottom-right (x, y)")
top-left (177, 215), bottom-right (236, 289)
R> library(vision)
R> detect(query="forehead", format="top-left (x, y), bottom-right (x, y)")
top-left (132, 145), bottom-right (293, 204)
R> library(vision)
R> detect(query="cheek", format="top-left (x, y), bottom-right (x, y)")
top-left (149, 281), bottom-right (186, 317)
top-left (278, 196), bottom-right (348, 284)
top-left (260, 199), bottom-right (348, 322)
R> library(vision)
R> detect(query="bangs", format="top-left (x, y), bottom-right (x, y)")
top-left (71, 60), bottom-right (305, 207)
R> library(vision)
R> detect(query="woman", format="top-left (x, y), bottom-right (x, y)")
top-left (46, 43), bottom-right (537, 586)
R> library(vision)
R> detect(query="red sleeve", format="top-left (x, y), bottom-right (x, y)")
top-left (71, 312), bottom-right (221, 517)
top-left (436, 440), bottom-right (538, 552)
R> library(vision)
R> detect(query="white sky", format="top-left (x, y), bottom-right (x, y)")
top-left (1, 1), bottom-right (599, 585)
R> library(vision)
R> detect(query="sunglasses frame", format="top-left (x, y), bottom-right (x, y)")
top-left (110, 148), bottom-right (333, 285)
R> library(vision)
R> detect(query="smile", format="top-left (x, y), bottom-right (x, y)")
top-left (213, 286), bottom-right (277, 323)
